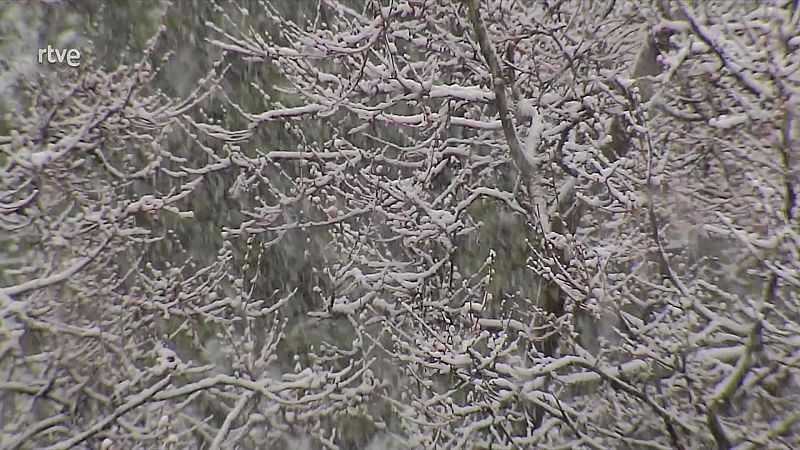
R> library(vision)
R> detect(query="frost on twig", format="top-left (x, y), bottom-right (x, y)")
top-left (2, 0), bottom-right (799, 448)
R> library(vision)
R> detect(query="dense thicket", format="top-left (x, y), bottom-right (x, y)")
top-left (1, 1), bottom-right (798, 449)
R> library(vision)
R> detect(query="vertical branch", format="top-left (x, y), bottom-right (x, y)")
top-left (463, 0), bottom-right (530, 175)
top-left (602, 33), bottom-right (664, 160)
top-left (464, 0), bottom-right (563, 358)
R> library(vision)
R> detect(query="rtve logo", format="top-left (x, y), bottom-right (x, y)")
top-left (38, 45), bottom-right (81, 67)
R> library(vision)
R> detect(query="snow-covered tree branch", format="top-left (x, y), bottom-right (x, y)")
top-left (2, 0), bottom-right (798, 448)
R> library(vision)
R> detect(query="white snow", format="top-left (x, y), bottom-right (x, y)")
top-left (522, 109), bottom-right (544, 167)
top-left (708, 114), bottom-right (749, 129)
